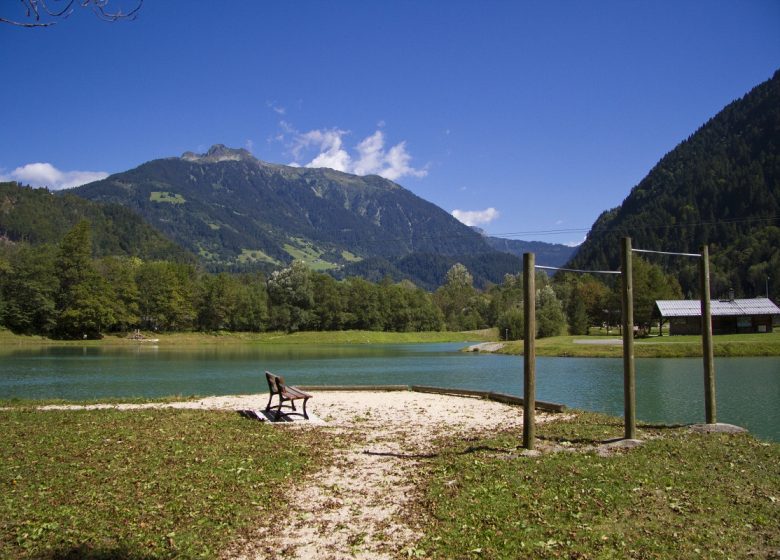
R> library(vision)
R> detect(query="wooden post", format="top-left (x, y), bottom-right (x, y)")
top-left (523, 252), bottom-right (536, 450)
top-left (621, 237), bottom-right (636, 440)
top-left (700, 245), bottom-right (717, 424)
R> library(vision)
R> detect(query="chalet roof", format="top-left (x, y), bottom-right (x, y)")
top-left (655, 298), bottom-right (780, 318)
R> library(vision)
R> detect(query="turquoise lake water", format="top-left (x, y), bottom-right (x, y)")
top-left (1, 343), bottom-right (777, 441)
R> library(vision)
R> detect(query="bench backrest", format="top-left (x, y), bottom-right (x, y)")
top-left (265, 371), bottom-right (286, 395)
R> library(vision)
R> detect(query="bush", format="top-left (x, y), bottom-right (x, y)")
top-left (537, 286), bottom-right (566, 338)
top-left (497, 307), bottom-right (524, 340)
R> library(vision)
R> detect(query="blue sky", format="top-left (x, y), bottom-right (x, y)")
top-left (1, 1), bottom-right (778, 245)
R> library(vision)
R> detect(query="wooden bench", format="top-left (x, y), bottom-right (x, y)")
top-left (264, 371), bottom-right (312, 420)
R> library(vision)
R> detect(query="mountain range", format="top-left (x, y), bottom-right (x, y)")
top-left (66, 145), bottom-right (574, 287)
top-left (3, 70), bottom-right (777, 296)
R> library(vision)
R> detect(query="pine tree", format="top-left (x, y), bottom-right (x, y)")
top-left (568, 297), bottom-right (589, 335)
top-left (0, 245), bottom-right (58, 334)
top-left (54, 221), bottom-right (114, 338)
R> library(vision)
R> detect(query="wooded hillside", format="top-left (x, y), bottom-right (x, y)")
top-left (567, 70), bottom-right (780, 300)
top-left (0, 182), bottom-right (191, 262)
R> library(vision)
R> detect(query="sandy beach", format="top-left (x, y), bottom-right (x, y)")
top-left (40, 390), bottom-right (559, 559)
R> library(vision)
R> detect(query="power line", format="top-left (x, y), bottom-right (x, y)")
top-left (632, 248), bottom-right (701, 258)
top-left (295, 213), bottom-right (780, 259)
top-left (488, 215), bottom-right (779, 239)
top-left (535, 265), bottom-right (621, 275)
top-left (490, 227), bottom-right (590, 237)
top-left (325, 213), bottom-right (780, 250)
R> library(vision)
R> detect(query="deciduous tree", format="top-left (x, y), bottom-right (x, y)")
top-left (135, 261), bottom-right (195, 331)
top-left (267, 261), bottom-right (314, 332)
top-left (537, 285), bottom-right (566, 338)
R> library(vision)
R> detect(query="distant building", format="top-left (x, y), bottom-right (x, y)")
top-left (655, 298), bottom-right (780, 336)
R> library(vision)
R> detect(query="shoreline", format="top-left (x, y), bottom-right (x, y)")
top-left (0, 328), bottom-right (493, 347)
top-left (1, 328), bottom-right (779, 357)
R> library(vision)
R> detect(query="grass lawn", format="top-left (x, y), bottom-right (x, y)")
top-left (3, 327), bottom-right (778, 356)
top-left (498, 331), bottom-right (780, 357)
top-left (2, 404), bottom-right (778, 559)
top-left (0, 328), bottom-right (495, 348)
top-left (0, 408), bottom-right (327, 559)
top-left (416, 412), bottom-right (780, 559)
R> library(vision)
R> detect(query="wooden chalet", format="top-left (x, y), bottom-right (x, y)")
top-left (655, 297), bottom-right (780, 336)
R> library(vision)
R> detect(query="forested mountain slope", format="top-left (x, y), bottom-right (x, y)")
top-left (0, 182), bottom-right (191, 261)
top-left (335, 251), bottom-right (524, 291)
top-left (68, 145), bottom-right (573, 287)
top-left (567, 70), bottom-right (780, 299)
top-left (70, 146), bottom-right (492, 272)
top-left (483, 236), bottom-right (576, 268)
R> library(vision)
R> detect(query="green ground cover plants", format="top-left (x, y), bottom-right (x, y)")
top-left (0, 328), bottom-right (494, 347)
top-left (0, 408), bottom-right (327, 559)
top-left (0, 395), bottom-right (207, 409)
top-left (416, 411), bottom-right (780, 559)
top-left (4, 327), bottom-right (777, 356)
top-left (498, 331), bottom-right (780, 357)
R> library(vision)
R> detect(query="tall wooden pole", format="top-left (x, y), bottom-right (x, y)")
top-left (700, 245), bottom-right (717, 424)
top-left (523, 252), bottom-right (536, 450)
top-left (621, 237), bottom-right (636, 440)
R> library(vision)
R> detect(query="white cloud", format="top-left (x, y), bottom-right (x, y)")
top-left (565, 237), bottom-right (586, 247)
top-left (245, 139), bottom-right (255, 153)
top-left (4, 162), bottom-right (108, 190)
top-left (267, 101), bottom-right (286, 115)
top-left (280, 123), bottom-right (427, 181)
top-left (383, 140), bottom-right (428, 181)
top-left (299, 128), bottom-right (351, 172)
top-left (353, 131), bottom-right (385, 176)
top-left (452, 207), bottom-right (500, 227)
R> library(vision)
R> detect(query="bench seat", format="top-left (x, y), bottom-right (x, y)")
top-left (265, 371), bottom-right (312, 420)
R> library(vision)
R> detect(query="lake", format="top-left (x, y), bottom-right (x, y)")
top-left (0, 343), bottom-right (778, 442)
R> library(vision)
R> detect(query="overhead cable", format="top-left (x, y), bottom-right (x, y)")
top-left (534, 265), bottom-right (621, 275)
top-left (490, 214), bottom-right (779, 239)
top-left (632, 248), bottom-right (701, 258)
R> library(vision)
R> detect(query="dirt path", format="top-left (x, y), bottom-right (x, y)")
top-left (224, 391), bottom-right (556, 559)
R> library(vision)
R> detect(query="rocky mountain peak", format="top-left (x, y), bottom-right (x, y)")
top-left (181, 144), bottom-right (256, 163)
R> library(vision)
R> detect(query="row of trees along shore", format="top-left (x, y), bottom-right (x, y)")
top-left (0, 221), bottom-right (684, 340)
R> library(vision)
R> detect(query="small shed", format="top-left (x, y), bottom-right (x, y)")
top-left (655, 297), bottom-right (780, 336)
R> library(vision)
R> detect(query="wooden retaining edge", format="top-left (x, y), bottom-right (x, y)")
top-left (410, 385), bottom-right (567, 413)
top-left (297, 385), bottom-right (409, 392)
top-left (410, 385), bottom-right (486, 398)
top-left (294, 384), bottom-right (567, 413)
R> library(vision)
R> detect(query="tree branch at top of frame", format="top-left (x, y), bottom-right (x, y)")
top-left (1, 0), bottom-right (142, 27)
